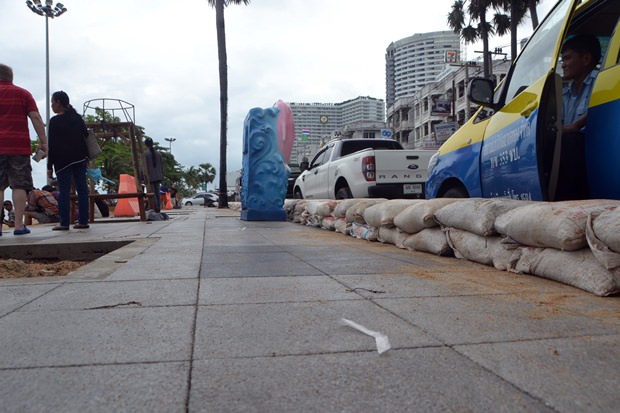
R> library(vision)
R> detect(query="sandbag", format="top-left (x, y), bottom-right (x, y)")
top-left (445, 228), bottom-right (514, 270)
top-left (495, 200), bottom-right (620, 251)
top-left (586, 214), bottom-right (620, 270)
top-left (305, 199), bottom-right (339, 217)
top-left (590, 208), bottom-right (620, 253)
top-left (334, 217), bottom-right (349, 234)
top-left (333, 199), bottom-right (368, 218)
top-left (434, 198), bottom-right (530, 236)
top-left (345, 199), bottom-right (387, 224)
top-left (402, 228), bottom-right (453, 256)
top-left (509, 246), bottom-right (620, 296)
top-left (394, 198), bottom-right (460, 234)
top-left (349, 222), bottom-right (379, 241)
top-left (363, 199), bottom-right (422, 228)
top-left (321, 216), bottom-right (336, 231)
top-left (377, 226), bottom-right (408, 248)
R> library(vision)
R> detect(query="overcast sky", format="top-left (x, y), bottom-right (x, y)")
top-left (2, 0), bottom-right (554, 190)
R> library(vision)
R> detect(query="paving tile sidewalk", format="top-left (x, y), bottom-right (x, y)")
top-left (1, 207), bottom-right (619, 412)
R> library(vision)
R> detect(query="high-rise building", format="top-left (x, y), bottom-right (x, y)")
top-left (385, 31), bottom-right (461, 108)
top-left (289, 96), bottom-right (385, 163)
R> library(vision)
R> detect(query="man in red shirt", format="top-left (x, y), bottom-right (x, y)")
top-left (0, 63), bottom-right (48, 235)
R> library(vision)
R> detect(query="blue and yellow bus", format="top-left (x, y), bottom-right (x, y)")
top-left (426, 0), bottom-right (620, 201)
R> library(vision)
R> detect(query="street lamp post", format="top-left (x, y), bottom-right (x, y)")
top-left (26, 0), bottom-right (67, 130)
top-left (165, 137), bottom-right (177, 154)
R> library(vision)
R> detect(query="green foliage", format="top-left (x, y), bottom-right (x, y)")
top-left (79, 107), bottom-right (219, 197)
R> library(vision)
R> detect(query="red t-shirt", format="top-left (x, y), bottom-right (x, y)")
top-left (0, 80), bottom-right (39, 155)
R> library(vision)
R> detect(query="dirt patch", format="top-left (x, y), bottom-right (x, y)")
top-left (0, 259), bottom-right (87, 279)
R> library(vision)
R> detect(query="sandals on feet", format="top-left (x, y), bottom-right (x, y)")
top-left (73, 224), bottom-right (90, 229)
top-left (52, 225), bottom-right (70, 231)
top-left (14, 226), bottom-right (31, 235)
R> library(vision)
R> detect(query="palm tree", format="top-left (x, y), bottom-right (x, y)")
top-left (199, 162), bottom-right (217, 190)
top-left (448, 0), bottom-right (509, 79)
top-left (207, 0), bottom-right (251, 208)
top-left (497, 0), bottom-right (540, 62)
top-left (182, 166), bottom-right (203, 192)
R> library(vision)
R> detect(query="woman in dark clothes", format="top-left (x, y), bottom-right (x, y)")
top-left (47, 91), bottom-right (90, 230)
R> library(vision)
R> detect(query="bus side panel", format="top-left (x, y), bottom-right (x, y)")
top-left (425, 142), bottom-right (484, 198)
top-left (479, 109), bottom-right (544, 201)
top-left (586, 98), bottom-right (620, 199)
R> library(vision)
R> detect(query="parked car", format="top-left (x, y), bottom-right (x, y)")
top-left (293, 138), bottom-right (434, 199)
top-left (182, 192), bottom-right (218, 207)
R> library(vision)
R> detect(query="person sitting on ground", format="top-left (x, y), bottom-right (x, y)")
top-left (3, 200), bottom-right (15, 228)
top-left (24, 187), bottom-right (59, 225)
top-left (556, 33), bottom-right (601, 201)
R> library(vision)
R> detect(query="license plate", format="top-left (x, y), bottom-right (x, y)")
top-left (403, 183), bottom-right (422, 194)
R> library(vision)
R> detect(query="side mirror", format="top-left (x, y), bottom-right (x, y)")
top-left (468, 78), bottom-right (497, 109)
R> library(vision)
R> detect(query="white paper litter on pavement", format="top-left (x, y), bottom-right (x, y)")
top-left (341, 318), bottom-right (391, 354)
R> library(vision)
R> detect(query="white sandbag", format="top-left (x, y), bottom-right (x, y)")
top-left (305, 199), bottom-right (339, 217)
top-left (333, 199), bottom-right (368, 218)
top-left (402, 228), bottom-right (453, 256)
top-left (292, 200), bottom-right (309, 223)
top-left (434, 198), bottom-right (530, 236)
top-left (305, 214), bottom-right (322, 227)
top-left (363, 199), bottom-right (423, 228)
top-left (445, 228), bottom-right (514, 270)
top-left (377, 226), bottom-right (408, 248)
top-left (345, 199), bottom-right (387, 224)
top-left (394, 198), bottom-right (460, 234)
top-left (590, 208), bottom-right (620, 253)
top-left (509, 246), bottom-right (620, 296)
top-left (321, 216), bottom-right (336, 231)
top-left (495, 200), bottom-right (620, 251)
top-left (334, 217), bottom-right (349, 234)
top-left (349, 222), bottom-right (379, 241)
top-left (586, 214), bottom-right (620, 270)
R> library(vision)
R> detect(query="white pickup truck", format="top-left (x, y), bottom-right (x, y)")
top-left (293, 138), bottom-right (434, 199)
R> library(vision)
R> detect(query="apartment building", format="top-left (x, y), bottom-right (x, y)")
top-left (386, 31), bottom-right (461, 108)
top-left (387, 59), bottom-right (511, 149)
top-left (289, 96), bottom-right (385, 164)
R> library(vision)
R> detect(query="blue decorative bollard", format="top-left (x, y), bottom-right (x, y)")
top-left (240, 107), bottom-right (289, 221)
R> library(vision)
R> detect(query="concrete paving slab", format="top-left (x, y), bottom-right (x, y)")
top-left (0, 361), bottom-right (189, 413)
top-left (189, 348), bottom-right (554, 413)
top-left (200, 275), bottom-right (356, 305)
top-left (17, 279), bottom-right (198, 311)
top-left (194, 300), bottom-right (440, 359)
top-left (0, 307), bottom-right (194, 368)
top-left (0, 283), bottom-right (60, 316)
top-left (201, 251), bottom-right (324, 277)
top-left (456, 334), bottom-right (620, 412)
top-left (376, 294), bottom-right (618, 345)
top-left (309, 255), bottom-right (422, 275)
top-left (332, 272), bottom-right (501, 298)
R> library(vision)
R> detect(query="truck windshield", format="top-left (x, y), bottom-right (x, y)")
top-left (340, 140), bottom-right (402, 157)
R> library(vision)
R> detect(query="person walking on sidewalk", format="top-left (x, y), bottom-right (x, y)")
top-left (0, 63), bottom-right (48, 235)
top-left (47, 91), bottom-right (90, 230)
top-left (143, 138), bottom-right (164, 213)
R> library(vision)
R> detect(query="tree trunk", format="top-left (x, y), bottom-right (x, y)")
top-left (529, 0), bottom-right (539, 29)
top-left (480, 15), bottom-right (491, 79)
top-left (511, 0), bottom-right (518, 62)
top-left (215, 0), bottom-right (229, 208)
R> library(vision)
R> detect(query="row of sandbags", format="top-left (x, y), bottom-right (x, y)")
top-left (283, 198), bottom-right (620, 296)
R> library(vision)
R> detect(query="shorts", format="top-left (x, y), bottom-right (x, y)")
top-left (0, 155), bottom-right (33, 191)
top-left (32, 212), bottom-right (59, 224)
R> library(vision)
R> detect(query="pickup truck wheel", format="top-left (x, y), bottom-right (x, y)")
top-left (294, 189), bottom-right (303, 199)
top-left (442, 186), bottom-right (468, 198)
top-left (336, 186), bottom-right (353, 199)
